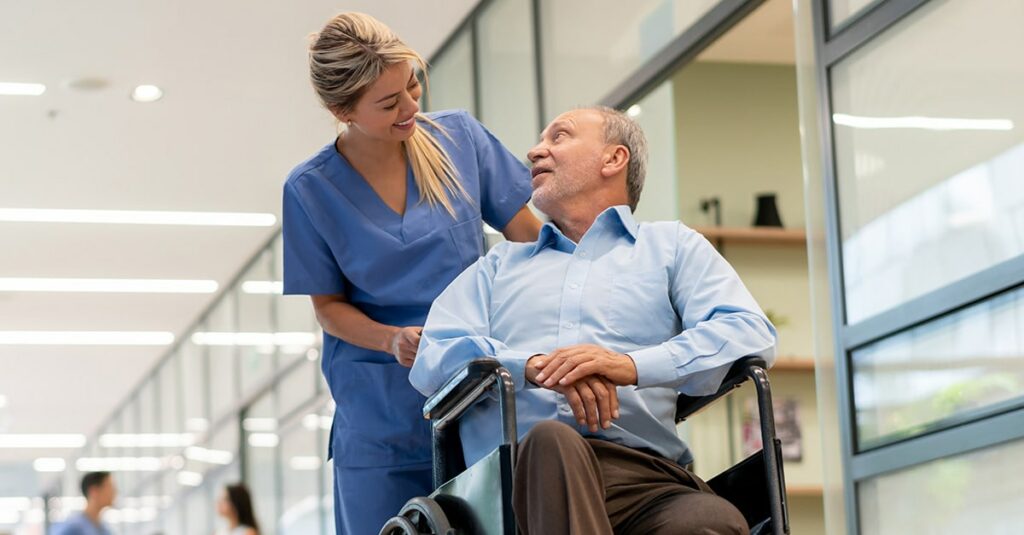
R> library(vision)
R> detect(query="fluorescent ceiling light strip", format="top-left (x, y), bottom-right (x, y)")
top-left (0, 434), bottom-right (86, 448)
top-left (247, 433), bottom-right (279, 448)
top-left (0, 82), bottom-right (46, 96)
top-left (0, 331), bottom-right (174, 345)
top-left (183, 446), bottom-right (233, 465)
top-left (0, 497), bottom-right (32, 510)
top-left (0, 278), bottom-right (218, 293)
top-left (242, 417), bottom-right (277, 432)
top-left (32, 458), bottom-right (67, 472)
top-left (75, 457), bottom-right (164, 472)
top-left (191, 331), bottom-right (317, 346)
top-left (241, 280), bottom-right (283, 294)
top-left (98, 433), bottom-right (194, 448)
top-left (0, 208), bottom-right (276, 227)
top-left (288, 456), bottom-right (322, 471)
top-left (177, 471), bottom-right (203, 487)
top-left (832, 113), bottom-right (1014, 131)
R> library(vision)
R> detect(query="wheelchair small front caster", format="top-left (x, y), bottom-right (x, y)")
top-left (379, 496), bottom-right (455, 535)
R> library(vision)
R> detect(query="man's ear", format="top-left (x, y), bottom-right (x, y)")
top-left (601, 145), bottom-right (630, 178)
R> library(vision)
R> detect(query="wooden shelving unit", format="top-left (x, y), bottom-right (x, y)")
top-left (787, 484), bottom-right (824, 497)
top-left (693, 226), bottom-right (807, 245)
top-left (772, 358), bottom-right (816, 372)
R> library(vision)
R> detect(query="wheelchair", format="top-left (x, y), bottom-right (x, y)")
top-left (380, 356), bottom-right (790, 535)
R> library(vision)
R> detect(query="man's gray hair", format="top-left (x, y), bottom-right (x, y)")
top-left (585, 105), bottom-right (648, 211)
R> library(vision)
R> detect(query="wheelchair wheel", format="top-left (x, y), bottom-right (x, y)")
top-left (379, 496), bottom-right (455, 535)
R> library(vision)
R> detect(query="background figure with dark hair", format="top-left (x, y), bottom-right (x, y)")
top-left (53, 471), bottom-right (116, 535)
top-left (216, 483), bottom-right (260, 535)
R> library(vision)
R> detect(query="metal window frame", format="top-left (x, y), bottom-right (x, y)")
top-left (810, 0), bottom-right (1024, 532)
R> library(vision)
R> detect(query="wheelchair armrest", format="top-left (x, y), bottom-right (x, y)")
top-left (675, 356), bottom-right (767, 422)
top-left (423, 358), bottom-right (504, 421)
top-left (423, 358), bottom-right (519, 489)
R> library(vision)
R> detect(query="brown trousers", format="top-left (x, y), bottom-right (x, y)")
top-left (512, 421), bottom-right (749, 535)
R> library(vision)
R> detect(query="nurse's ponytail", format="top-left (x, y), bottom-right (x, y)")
top-left (309, 12), bottom-right (468, 218)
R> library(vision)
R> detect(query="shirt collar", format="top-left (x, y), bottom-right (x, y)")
top-left (529, 205), bottom-right (638, 257)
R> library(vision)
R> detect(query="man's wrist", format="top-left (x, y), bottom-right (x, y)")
top-left (525, 354), bottom-right (545, 386)
top-left (620, 352), bottom-right (639, 385)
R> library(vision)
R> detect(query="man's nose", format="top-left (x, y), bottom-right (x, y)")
top-left (527, 143), bottom-right (546, 163)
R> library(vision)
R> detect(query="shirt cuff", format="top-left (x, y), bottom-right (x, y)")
top-left (494, 349), bottom-right (536, 391)
top-left (627, 344), bottom-right (680, 389)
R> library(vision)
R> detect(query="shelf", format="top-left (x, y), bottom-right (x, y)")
top-left (694, 226), bottom-right (807, 245)
top-left (771, 358), bottom-right (816, 372)
top-left (786, 484), bottom-right (824, 497)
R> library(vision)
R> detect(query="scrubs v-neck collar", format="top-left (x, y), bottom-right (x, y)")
top-left (330, 144), bottom-right (428, 244)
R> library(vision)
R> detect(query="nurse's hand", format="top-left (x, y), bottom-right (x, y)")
top-left (390, 326), bottom-right (423, 367)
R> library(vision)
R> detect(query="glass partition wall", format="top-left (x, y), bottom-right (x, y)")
top-left (797, 0), bottom-right (1024, 532)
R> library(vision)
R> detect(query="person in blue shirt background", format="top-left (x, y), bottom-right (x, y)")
top-left (282, 12), bottom-right (541, 535)
top-left (53, 472), bottom-right (115, 535)
top-left (411, 106), bottom-right (775, 534)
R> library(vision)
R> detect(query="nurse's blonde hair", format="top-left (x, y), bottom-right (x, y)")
top-left (309, 12), bottom-right (467, 218)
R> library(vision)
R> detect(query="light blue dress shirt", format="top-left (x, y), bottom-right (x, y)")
top-left (411, 206), bottom-right (777, 467)
top-left (53, 512), bottom-right (111, 535)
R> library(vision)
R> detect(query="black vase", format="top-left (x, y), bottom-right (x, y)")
top-left (753, 193), bottom-right (784, 227)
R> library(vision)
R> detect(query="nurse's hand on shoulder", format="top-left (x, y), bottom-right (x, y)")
top-left (390, 326), bottom-right (423, 367)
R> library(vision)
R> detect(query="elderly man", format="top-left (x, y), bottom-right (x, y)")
top-left (410, 106), bottom-right (776, 534)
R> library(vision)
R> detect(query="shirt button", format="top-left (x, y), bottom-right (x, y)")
top-left (569, 283), bottom-right (580, 290)
top-left (579, 250), bottom-right (588, 258)
top-left (564, 322), bottom-right (575, 329)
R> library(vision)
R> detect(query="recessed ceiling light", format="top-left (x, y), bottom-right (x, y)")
top-left (0, 331), bottom-right (174, 346)
top-left (33, 458), bottom-right (67, 472)
top-left (0, 82), bottom-right (46, 96)
top-left (626, 104), bottom-right (642, 118)
top-left (131, 85), bottom-right (163, 102)
top-left (0, 208), bottom-right (276, 227)
top-left (0, 278), bottom-right (218, 294)
top-left (0, 434), bottom-right (86, 449)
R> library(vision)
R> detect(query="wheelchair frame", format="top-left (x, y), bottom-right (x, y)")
top-left (381, 356), bottom-right (790, 535)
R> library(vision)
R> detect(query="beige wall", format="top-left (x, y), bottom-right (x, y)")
top-left (673, 61), bottom-right (805, 230)
top-left (672, 61), bottom-right (825, 533)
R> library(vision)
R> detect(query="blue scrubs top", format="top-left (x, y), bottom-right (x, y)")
top-left (282, 110), bottom-right (533, 468)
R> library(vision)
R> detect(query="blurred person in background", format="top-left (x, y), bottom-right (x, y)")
top-left (53, 471), bottom-right (115, 535)
top-left (216, 483), bottom-right (260, 535)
